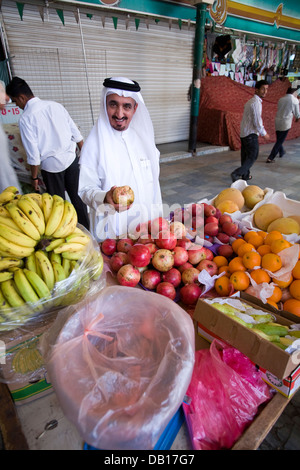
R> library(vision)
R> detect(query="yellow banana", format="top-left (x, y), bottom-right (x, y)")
top-left (0, 206), bottom-right (10, 218)
top-left (61, 251), bottom-right (85, 261)
top-left (23, 268), bottom-right (51, 300)
top-left (1, 279), bottom-right (26, 308)
top-left (2, 186), bottom-right (20, 195)
top-left (25, 253), bottom-right (38, 273)
top-left (14, 268), bottom-right (40, 304)
top-left (0, 235), bottom-right (35, 258)
top-left (7, 195), bottom-right (21, 205)
top-left (52, 261), bottom-right (67, 283)
top-left (0, 190), bottom-right (17, 204)
top-left (0, 257), bottom-right (23, 271)
top-left (0, 215), bottom-right (23, 232)
top-left (25, 193), bottom-right (43, 209)
top-left (65, 233), bottom-right (91, 245)
top-left (91, 250), bottom-right (104, 280)
top-left (44, 195), bottom-right (65, 237)
top-left (0, 286), bottom-right (11, 311)
top-left (52, 200), bottom-right (78, 238)
top-left (0, 271), bottom-right (14, 282)
top-left (0, 223), bottom-right (37, 248)
top-left (5, 203), bottom-right (40, 240)
top-left (44, 238), bottom-right (65, 252)
top-left (62, 257), bottom-right (71, 276)
top-left (41, 193), bottom-right (53, 223)
top-left (17, 195), bottom-right (45, 236)
top-left (54, 242), bottom-right (87, 254)
top-left (49, 252), bottom-right (62, 265)
top-left (35, 250), bottom-right (55, 291)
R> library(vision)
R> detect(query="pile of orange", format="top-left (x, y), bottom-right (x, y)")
top-left (213, 229), bottom-right (300, 317)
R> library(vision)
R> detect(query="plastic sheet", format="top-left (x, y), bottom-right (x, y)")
top-left (183, 339), bottom-right (273, 450)
top-left (45, 286), bottom-right (195, 450)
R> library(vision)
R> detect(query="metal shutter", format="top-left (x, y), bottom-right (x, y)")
top-left (1, 1), bottom-right (194, 143)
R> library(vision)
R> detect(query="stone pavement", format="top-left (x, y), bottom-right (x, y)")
top-left (157, 136), bottom-right (300, 450)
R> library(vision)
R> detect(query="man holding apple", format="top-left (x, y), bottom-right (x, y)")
top-left (78, 77), bottom-right (163, 241)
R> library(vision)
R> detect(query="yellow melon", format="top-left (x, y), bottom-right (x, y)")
top-left (267, 217), bottom-right (300, 235)
top-left (253, 204), bottom-right (283, 231)
top-left (242, 185), bottom-right (265, 209)
top-left (214, 188), bottom-right (244, 210)
top-left (216, 200), bottom-right (240, 214)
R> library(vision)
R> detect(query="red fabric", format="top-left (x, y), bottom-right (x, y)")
top-left (197, 76), bottom-right (300, 150)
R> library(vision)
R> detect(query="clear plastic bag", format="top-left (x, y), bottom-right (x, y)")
top-left (45, 285), bottom-right (195, 450)
top-left (183, 339), bottom-right (273, 450)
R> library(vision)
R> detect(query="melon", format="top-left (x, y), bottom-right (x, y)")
top-left (242, 185), bottom-right (265, 209)
top-left (267, 217), bottom-right (300, 235)
top-left (214, 188), bottom-right (244, 210)
top-left (253, 204), bottom-right (283, 231)
top-left (216, 200), bottom-right (240, 214)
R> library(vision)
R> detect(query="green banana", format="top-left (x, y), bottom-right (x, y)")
top-left (44, 195), bottom-right (65, 237)
top-left (1, 279), bottom-right (26, 308)
top-left (5, 203), bottom-right (40, 240)
top-left (23, 268), bottom-right (51, 300)
top-left (288, 330), bottom-right (300, 338)
top-left (0, 257), bottom-right (23, 271)
top-left (0, 222), bottom-right (37, 248)
top-left (35, 250), bottom-right (55, 291)
top-left (62, 257), bottom-right (71, 276)
top-left (52, 261), bottom-right (67, 283)
top-left (279, 336), bottom-right (295, 347)
top-left (65, 233), bottom-right (90, 245)
top-left (254, 322), bottom-right (289, 337)
top-left (61, 251), bottom-right (86, 261)
top-left (49, 252), bottom-right (62, 265)
top-left (0, 286), bottom-right (11, 311)
top-left (25, 253), bottom-right (38, 273)
top-left (52, 200), bottom-right (78, 238)
top-left (14, 268), bottom-right (40, 304)
top-left (44, 238), bottom-right (65, 252)
top-left (18, 195), bottom-right (45, 236)
top-left (0, 271), bottom-right (14, 282)
top-left (252, 328), bottom-right (280, 342)
top-left (0, 235), bottom-right (35, 258)
top-left (42, 193), bottom-right (53, 223)
top-left (248, 313), bottom-right (274, 324)
top-left (90, 250), bottom-right (104, 280)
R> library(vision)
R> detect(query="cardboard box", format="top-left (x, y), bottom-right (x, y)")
top-left (193, 293), bottom-right (300, 382)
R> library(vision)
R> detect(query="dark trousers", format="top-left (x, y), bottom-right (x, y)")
top-left (268, 129), bottom-right (289, 160)
top-left (41, 156), bottom-right (90, 230)
top-left (231, 133), bottom-right (259, 180)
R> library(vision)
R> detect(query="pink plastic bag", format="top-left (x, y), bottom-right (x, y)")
top-left (182, 339), bottom-right (273, 450)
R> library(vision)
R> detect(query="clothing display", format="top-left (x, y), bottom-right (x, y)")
top-left (78, 77), bottom-right (162, 241)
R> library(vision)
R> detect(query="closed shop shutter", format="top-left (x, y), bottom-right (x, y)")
top-left (1, 1), bottom-right (194, 143)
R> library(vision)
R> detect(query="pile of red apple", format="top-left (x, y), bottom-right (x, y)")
top-left (100, 203), bottom-right (242, 307)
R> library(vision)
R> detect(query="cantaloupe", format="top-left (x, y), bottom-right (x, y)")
top-left (253, 204), bottom-right (283, 231)
top-left (214, 188), bottom-right (244, 210)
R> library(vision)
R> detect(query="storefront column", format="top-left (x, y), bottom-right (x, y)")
top-left (188, 2), bottom-right (209, 153)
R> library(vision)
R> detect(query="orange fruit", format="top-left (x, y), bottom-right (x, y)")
top-left (292, 260), bottom-right (300, 280)
top-left (289, 279), bottom-right (300, 300)
top-left (264, 230), bottom-right (283, 246)
top-left (257, 230), bottom-right (267, 240)
top-left (272, 274), bottom-right (293, 288)
top-left (267, 300), bottom-right (278, 309)
top-left (257, 244), bottom-right (272, 256)
top-left (232, 238), bottom-right (246, 254)
top-left (283, 298), bottom-right (300, 317)
top-left (244, 231), bottom-right (264, 248)
top-left (242, 251), bottom-right (262, 269)
top-left (237, 242), bottom-right (256, 258)
top-left (261, 253), bottom-right (282, 273)
top-left (218, 265), bottom-right (231, 277)
top-left (270, 238), bottom-right (291, 254)
top-left (266, 285), bottom-right (282, 303)
top-left (250, 268), bottom-right (271, 284)
top-left (228, 256), bottom-right (246, 274)
top-left (244, 230), bottom-right (259, 242)
top-left (230, 271), bottom-right (250, 291)
top-left (213, 255), bottom-right (228, 268)
top-left (214, 276), bottom-right (233, 296)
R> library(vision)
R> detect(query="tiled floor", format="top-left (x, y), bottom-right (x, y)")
top-left (158, 136), bottom-right (300, 450)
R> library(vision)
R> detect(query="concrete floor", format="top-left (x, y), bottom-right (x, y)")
top-left (157, 136), bottom-right (300, 450)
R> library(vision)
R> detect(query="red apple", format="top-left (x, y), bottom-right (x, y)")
top-left (128, 244), bottom-right (151, 267)
top-left (110, 251), bottom-right (129, 272)
top-left (217, 244), bottom-right (234, 258)
top-left (156, 281), bottom-right (176, 300)
top-left (196, 259), bottom-right (218, 276)
top-left (173, 246), bottom-right (189, 266)
top-left (204, 222), bottom-right (219, 237)
top-left (222, 221), bottom-right (239, 236)
top-left (141, 269), bottom-right (161, 290)
top-left (117, 264), bottom-right (141, 287)
top-left (162, 268), bottom-right (182, 288)
top-left (205, 216), bottom-right (219, 225)
top-left (117, 238), bottom-right (134, 253)
top-left (179, 284), bottom-right (202, 305)
top-left (219, 214), bottom-right (232, 226)
top-left (101, 238), bottom-right (117, 256)
top-left (203, 204), bottom-right (217, 217)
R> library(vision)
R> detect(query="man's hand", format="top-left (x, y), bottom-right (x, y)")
top-left (104, 186), bottom-right (132, 212)
top-left (263, 133), bottom-right (270, 141)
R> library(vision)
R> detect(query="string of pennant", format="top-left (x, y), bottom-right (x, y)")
top-left (15, 2), bottom-right (190, 31)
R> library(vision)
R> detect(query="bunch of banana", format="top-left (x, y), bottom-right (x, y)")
top-left (209, 299), bottom-right (300, 351)
top-left (0, 186), bottom-right (104, 329)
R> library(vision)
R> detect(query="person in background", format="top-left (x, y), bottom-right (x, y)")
top-left (266, 86), bottom-right (300, 163)
top-left (6, 77), bottom-right (89, 229)
top-left (231, 80), bottom-right (270, 182)
top-left (0, 80), bottom-right (22, 193)
top-left (78, 77), bottom-right (162, 241)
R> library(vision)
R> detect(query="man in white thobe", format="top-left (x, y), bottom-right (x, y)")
top-left (78, 77), bottom-right (163, 241)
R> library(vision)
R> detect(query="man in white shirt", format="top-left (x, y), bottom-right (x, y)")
top-left (231, 80), bottom-right (270, 182)
top-left (0, 80), bottom-right (22, 193)
top-left (266, 86), bottom-right (300, 162)
top-left (6, 77), bottom-right (89, 229)
top-left (78, 77), bottom-right (163, 241)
